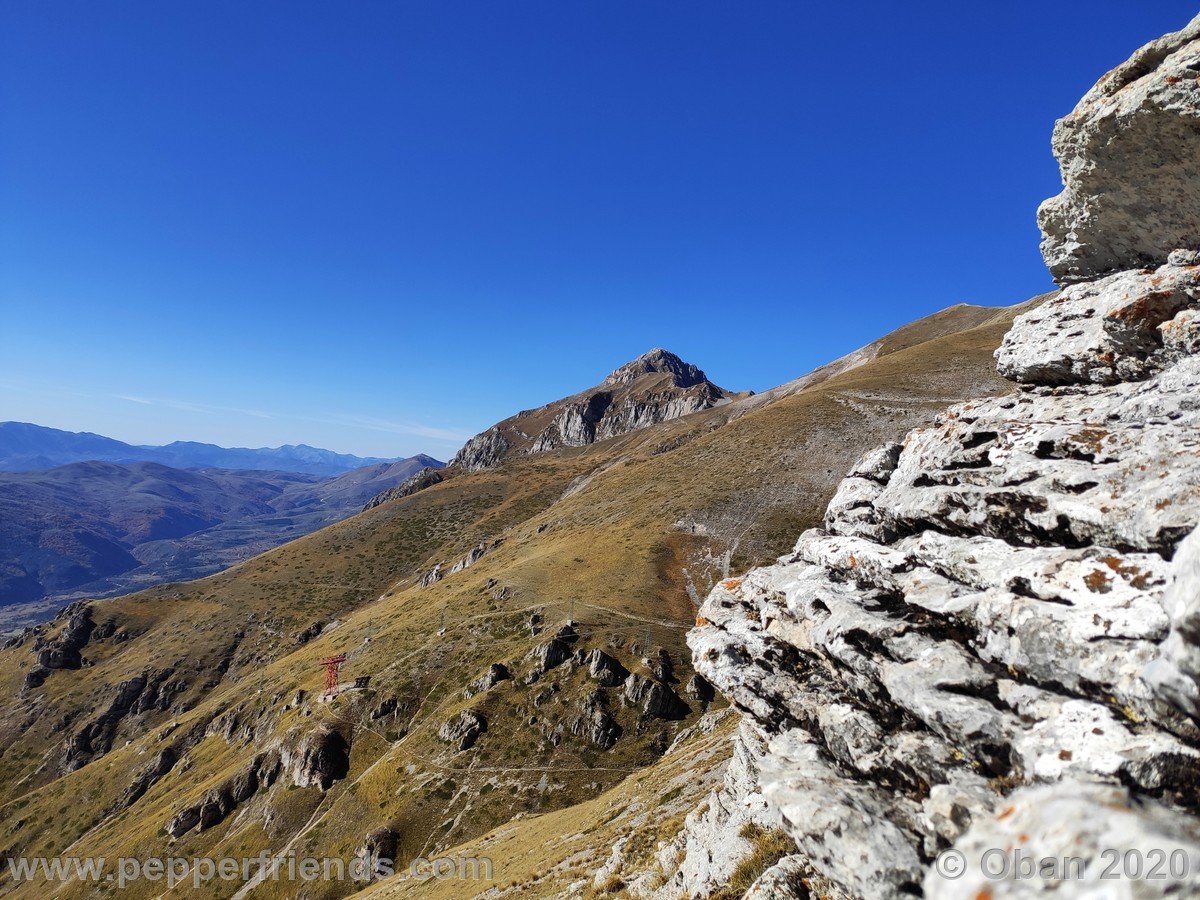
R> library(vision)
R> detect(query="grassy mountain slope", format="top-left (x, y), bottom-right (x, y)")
top-left (0, 298), bottom-right (1040, 899)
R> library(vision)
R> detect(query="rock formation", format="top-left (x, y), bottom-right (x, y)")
top-left (363, 466), bottom-right (445, 510)
top-left (438, 709), bottom-right (488, 751)
top-left (451, 348), bottom-right (741, 471)
top-left (1038, 14), bottom-right (1200, 282)
top-left (26, 603), bottom-right (96, 688)
top-left (681, 16), bottom-right (1200, 899)
top-left (464, 662), bottom-right (511, 698)
top-left (624, 673), bottom-right (690, 721)
top-left (277, 724), bottom-right (350, 789)
top-left (571, 690), bottom-right (624, 749)
top-left (584, 648), bottom-right (631, 687)
top-left (165, 749), bottom-right (282, 837)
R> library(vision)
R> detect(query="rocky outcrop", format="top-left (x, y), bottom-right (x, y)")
top-left (364, 466), bottom-right (445, 509)
top-left (1145, 527), bottom-right (1200, 717)
top-left (453, 428), bottom-right (510, 473)
top-left (1038, 14), bottom-right (1200, 282)
top-left (570, 690), bottom-right (623, 749)
top-left (118, 747), bottom-right (176, 810)
top-left (465, 662), bottom-right (511, 698)
top-left (605, 348), bottom-right (709, 388)
top-left (29, 603), bottom-right (96, 682)
top-left (450, 349), bottom-right (740, 471)
top-left (925, 781), bottom-right (1200, 900)
top-left (165, 805), bottom-right (200, 838)
top-left (995, 263), bottom-right (1199, 385)
top-left (624, 674), bottom-right (690, 721)
top-left (63, 672), bottom-right (158, 771)
top-left (278, 724), bottom-right (349, 789)
top-left (357, 827), bottom-right (398, 881)
top-left (530, 351), bottom-right (732, 454)
top-left (655, 724), bottom-right (775, 896)
top-left (165, 750), bottom-right (281, 837)
top-left (526, 622), bottom-right (579, 680)
top-left (685, 673), bottom-right (714, 704)
top-left (449, 539), bottom-right (499, 575)
top-left (583, 649), bottom-right (630, 687)
top-left (419, 564), bottom-right (442, 587)
top-left (530, 391), bottom-right (616, 452)
top-left (294, 620), bottom-right (326, 645)
top-left (439, 709), bottom-right (487, 751)
top-left (685, 18), bottom-right (1200, 899)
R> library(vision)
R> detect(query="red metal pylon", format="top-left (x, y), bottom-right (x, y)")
top-left (320, 653), bottom-right (347, 698)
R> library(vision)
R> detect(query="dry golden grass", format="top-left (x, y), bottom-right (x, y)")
top-left (0, 299), bottom-right (1039, 899)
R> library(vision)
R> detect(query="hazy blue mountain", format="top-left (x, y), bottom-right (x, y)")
top-left (0, 422), bottom-right (411, 476)
top-left (0, 454), bottom-right (443, 629)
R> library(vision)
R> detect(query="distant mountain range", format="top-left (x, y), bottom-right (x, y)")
top-left (0, 424), bottom-right (443, 628)
top-left (0, 422), bottom-right (401, 476)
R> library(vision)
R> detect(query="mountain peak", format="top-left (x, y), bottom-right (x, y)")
top-left (453, 348), bottom-right (736, 471)
top-left (604, 348), bottom-right (708, 388)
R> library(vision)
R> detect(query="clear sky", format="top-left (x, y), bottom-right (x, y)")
top-left (2, 2), bottom-right (1196, 459)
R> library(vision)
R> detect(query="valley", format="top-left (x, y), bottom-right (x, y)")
top-left (0, 451), bottom-right (442, 629)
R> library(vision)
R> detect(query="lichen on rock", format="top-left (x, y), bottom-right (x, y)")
top-left (1038, 14), bottom-right (1200, 282)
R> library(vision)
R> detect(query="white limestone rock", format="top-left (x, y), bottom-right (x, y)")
top-left (926, 782), bottom-right (1200, 899)
top-left (1038, 14), bottom-right (1200, 282)
top-left (996, 264), bottom-right (1200, 385)
top-left (678, 19), bottom-right (1200, 898)
top-left (1143, 526), bottom-right (1200, 719)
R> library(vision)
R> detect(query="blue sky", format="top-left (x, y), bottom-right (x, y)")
top-left (2, 2), bottom-right (1196, 459)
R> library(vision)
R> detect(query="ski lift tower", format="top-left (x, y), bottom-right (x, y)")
top-left (320, 653), bottom-right (348, 699)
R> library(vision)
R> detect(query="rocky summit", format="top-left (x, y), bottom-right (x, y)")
top-left (452, 348), bottom-right (741, 471)
top-left (664, 15), bottom-right (1200, 899)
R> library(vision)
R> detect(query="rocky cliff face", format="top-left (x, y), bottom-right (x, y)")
top-left (1038, 15), bottom-right (1200, 283)
top-left (451, 349), bottom-right (741, 471)
top-left (678, 16), bottom-right (1200, 899)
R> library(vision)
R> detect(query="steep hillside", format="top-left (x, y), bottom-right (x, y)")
top-left (0, 456), bottom-right (441, 626)
top-left (0, 423), bottom-right (411, 476)
top-left (0, 298), bottom-right (1033, 899)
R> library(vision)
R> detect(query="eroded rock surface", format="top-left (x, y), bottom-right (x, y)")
top-left (438, 709), bottom-right (487, 751)
top-left (1038, 14), bottom-right (1200, 282)
top-left (680, 17), bottom-right (1200, 899)
top-left (278, 724), bottom-right (349, 789)
top-left (363, 466), bottom-right (445, 510)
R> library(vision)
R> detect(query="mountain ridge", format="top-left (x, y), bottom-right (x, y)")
top-left (0, 422), bottom-right (416, 476)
